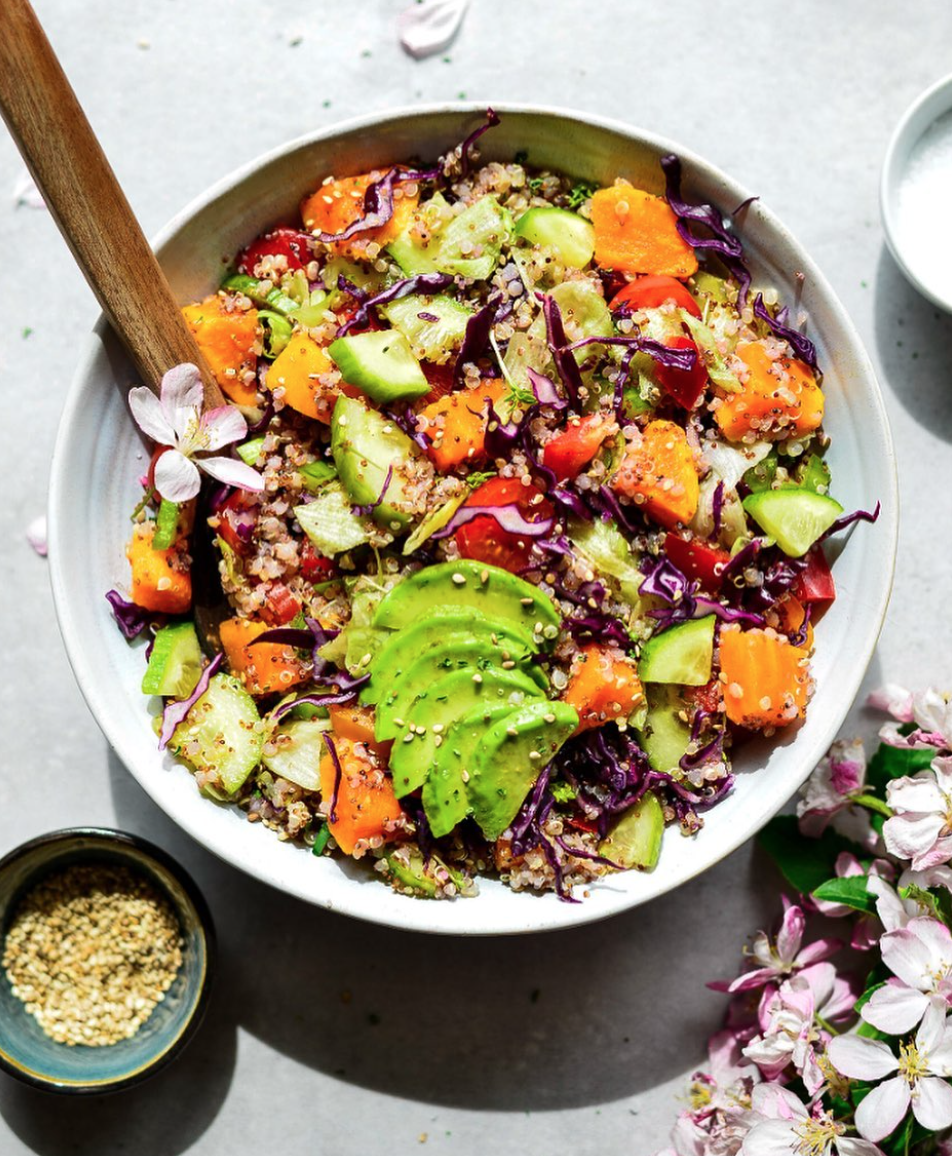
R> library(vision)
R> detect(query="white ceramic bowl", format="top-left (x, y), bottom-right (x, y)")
top-left (881, 72), bottom-right (952, 311)
top-left (49, 104), bottom-right (897, 936)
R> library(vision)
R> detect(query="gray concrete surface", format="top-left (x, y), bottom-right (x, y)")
top-left (1, 2), bottom-right (951, 1152)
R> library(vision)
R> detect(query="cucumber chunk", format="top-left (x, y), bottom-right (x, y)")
top-left (380, 294), bottom-right (473, 362)
top-left (638, 616), bottom-right (716, 686)
top-left (328, 330), bottom-right (430, 404)
top-left (171, 673), bottom-right (263, 794)
top-left (330, 394), bottom-right (425, 530)
top-left (598, 790), bottom-right (664, 870)
top-left (262, 716), bottom-right (330, 792)
top-left (742, 488), bottom-right (843, 557)
top-left (514, 207), bottom-right (595, 269)
top-left (141, 622), bottom-right (204, 698)
top-left (637, 685), bottom-right (693, 773)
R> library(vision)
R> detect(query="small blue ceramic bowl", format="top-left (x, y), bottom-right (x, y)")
top-left (0, 828), bottom-right (215, 1093)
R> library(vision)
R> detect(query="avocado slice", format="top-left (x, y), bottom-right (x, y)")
top-left (422, 702), bottom-right (515, 838)
top-left (388, 669), bottom-right (544, 799)
top-left (375, 643), bottom-right (547, 742)
top-left (373, 560), bottom-right (560, 636)
top-left (469, 701), bottom-right (579, 842)
top-left (361, 607), bottom-right (539, 707)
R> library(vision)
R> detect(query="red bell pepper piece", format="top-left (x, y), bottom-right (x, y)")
top-left (261, 582), bottom-right (301, 626)
top-left (216, 491), bottom-right (258, 556)
top-left (300, 543), bottom-right (336, 582)
top-left (663, 533), bottom-right (731, 593)
top-left (654, 335), bottom-right (708, 409)
top-left (455, 477), bottom-right (553, 574)
top-left (237, 227), bottom-right (310, 275)
top-left (609, 275), bottom-right (702, 319)
top-left (542, 414), bottom-right (614, 481)
top-left (793, 546), bottom-right (836, 604)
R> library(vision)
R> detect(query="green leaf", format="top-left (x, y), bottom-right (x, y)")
top-left (899, 882), bottom-right (952, 927)
top-left (853, 980), bottom-right (885, 1014)
top-left (866, 742), bottom-right (936, 792)
top-left (756, 815), bottom-right (864, 895)
top-left (880, 1109), bottom-right (916, 1156)
top-left (812, 875), bottom-right (877, 913)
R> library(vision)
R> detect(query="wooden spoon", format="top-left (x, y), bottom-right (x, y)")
top-left (0, 0), bottom-right (224, 407)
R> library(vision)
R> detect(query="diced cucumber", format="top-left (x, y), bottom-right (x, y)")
top-left (742, 449), bottom-right (779, 494)
top-left (514, 207), bottom-right (596, 269)
top-left (259, 309), bottom-right (293, 358)
top-left (236, 436), bottom-right (266, 466)
top-left (262, 717), bottom-right (330, 792)
top-left (294, 482), bottom-right (371, 555)
top-left (636, 685), bottom-right (692, 773)
top-left (692, 271), bottom-right (729, 304)
top-left (380, 294), bottom-right (473, 362)
top-left (328, 330), bottom-right (430, 404)
top-left (598, 790), bottom-right (664, 870)
top-left (742, 488), bottom-right (843, 557)
top-left (638, 616), bottom-right (716, 686)
top-left (171, 673), bottom-right (263, 794)
top-left (680, 311), bottom-right (742, 393)
top-left (331, 394), bottom-right (424, 530)
top-left (141, 622), bottom-right (204, 698)
top-left (151, 498), bottom-right (180, 551)
top-left (388, 193), bottom-right (513, 281)
top-left (297, 459), bottom-right (338, 493)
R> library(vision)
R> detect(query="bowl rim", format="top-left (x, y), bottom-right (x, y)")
top-left (880, 71), bottom-right (952, 312)
top-left (0, 826), bottom-right (216, 1094)
top-left (48, 101), bottom-right (898, 936)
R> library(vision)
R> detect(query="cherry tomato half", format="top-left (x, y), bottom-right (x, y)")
top-left (454, 477), bottom-right (553, 573)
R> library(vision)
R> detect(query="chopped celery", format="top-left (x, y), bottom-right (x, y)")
top-left (221, 273), bottom-right (298, 316)
top-left (236, 436), bottom-right (265, 466)
top-left (152, 499), bottom-right (179, 550)
top-left (795, 452), bottom-right (831, 494)
top-left (297, 459), bottom-right (338, 492)
top-left (294, 483), bottom-right (371, 556)
top-left (311, 824), bottom-right (332, 855)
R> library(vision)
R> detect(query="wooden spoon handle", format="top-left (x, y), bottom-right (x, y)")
top-left (0, 0), bottom-right (224, 407)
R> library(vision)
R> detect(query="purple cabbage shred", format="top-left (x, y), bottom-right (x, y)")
top-left (752, 293), bottom-right (819, 371)
top-left (336, 273), bottom-right (454, 336)
top-left (105, 590), bottom-right (151, 641)
top-left (158, 653), bottom-right (223, 750)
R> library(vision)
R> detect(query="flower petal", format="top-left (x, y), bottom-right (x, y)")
top-left (750, 1081), bottom-right (807, 1119)
top-left (198, 455), bottom-right (265, 492)
top-left (159, 363), bottom-right (204, 437)
top-left (740, 1119), bottom-right (798, 1155)
top-left (796, 936), bottom-right (843, 967)
top-left (912, 1074), bottom-right (952, 1131)
top-left (200, 404), bottom-right (248, 451)
top-left (128, 386), bottom-right (176, 445)
top-left (883, 812), bottom-right (945, 864)
top-left (913, 689), bottom-right (952, 747)
top-left (881, 926), bottom-right (938, 989)
top-left (862, 982), bottom-right (929, 1034)
top-left (854, 1077), bottom-right (910, 1142)
top-left (838, 1137), bottom-right (892, 1156)
top-left (154, 449), bottom-right (202, 502)
top-left (828, 1034), bottom-right (898, 1080)
top-left (776, 904), bottom-right (805, 962)
top-left (867, 683), bottom-right (914, 722)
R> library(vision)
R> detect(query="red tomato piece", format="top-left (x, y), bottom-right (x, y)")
top-left (454, 477), bottom-right (553, 574)
top-left (654, 335), bottom-right (708, 409)
top-left (217, 491), bottom-right (258, 556)
top-left (663, 533), bottom-right (731, 593)
top-left (609, 275), bottom-right (702, 319)
top-left (300, 543), bottom-right (336, 582)
top-left (685, 678), bottom-right (723, 714)
top-left (542, 414), bottom-right (614, 481)
top-left (261, 582), bottom-right (301, 626)
top-left (237, 227), bottom-right (310, 275)
top-left (793, 546), bottom-right (836, 604)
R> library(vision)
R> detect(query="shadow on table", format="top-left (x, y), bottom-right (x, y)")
top-left (873, 246), bottom-right (952, 441)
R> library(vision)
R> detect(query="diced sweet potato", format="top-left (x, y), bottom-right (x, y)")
top-left (719, 625), bottom-right (810, 730)
top-left (268, 332), bottom-right (344, 422)
top-left (591, 183), bottom-right (698, 278)
top-left (715, 341), bottom-right (824, 442)
top-left (563, 643), bottom-right (645, 733)
top-left (319, 735), bottom-right (403, 855)
top-left (126, 524), bottom-right (191, 614)
top-left (219, 616), bottom-right (307, 696)
top-left (182, 295), bottom-right (259, 405)
top-left (300, 172), bottom-right (418, 259)
top-left (612, 419), bottom-right (700, 528)
top-left (418, 378), bottom-right (508, 472)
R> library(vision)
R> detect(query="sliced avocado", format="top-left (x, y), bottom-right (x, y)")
top-left (330, 394), bottom-right (424, 530)
top-left (468, 700), bottom-right (579, 841)
top-left (387, 669), bottom-right (544, 798)
top-left (636, 685), bottom-right (693, 773)
top-left (638, 615), bottom-right (716, 686)
top-left (375, 643), bottom-right (547, 742)
top-left (362, 607), bottom-right (540, 706)
top-left (328, 330), bottom-right (430, 404)
top-left (422, 702), bottom-right (514, 838)
top-left (598, 790), bottom-right (665, 870)
top-left (373, 560), bottom-right (560, 635)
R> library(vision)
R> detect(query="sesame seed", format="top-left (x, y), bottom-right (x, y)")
top-left (452, 572), bottom-right (467, 585)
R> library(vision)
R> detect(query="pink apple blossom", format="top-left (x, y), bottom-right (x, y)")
top-left (741, 1082), bottom-right (883, 1155)
top-left (713, 901), bottom-right (842, 995)
top-left (862, 916), bottom-right (952, 1034)
top-left (877, 688), bottom-right (952, 752)
top-left (883, 756), bottom-right (952, 870)
top-left (128, 363), bottom-right (264, 502)
top-left (797, 739), bottom-right (867, 837)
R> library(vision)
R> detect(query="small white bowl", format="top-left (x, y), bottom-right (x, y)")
top-left (881, 73), bottom-right (952, 311)
top-left (49, 104), bottom-right (897, 936)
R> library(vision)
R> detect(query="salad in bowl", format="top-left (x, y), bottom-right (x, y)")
top-left (106, 110), bottom-right (878, 904)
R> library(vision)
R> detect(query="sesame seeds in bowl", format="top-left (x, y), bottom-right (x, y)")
top-left (0, 828), bottom-right (214, 1092)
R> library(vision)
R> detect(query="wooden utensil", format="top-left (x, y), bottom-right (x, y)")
top-left (0, 0), bottom-right (224, 407)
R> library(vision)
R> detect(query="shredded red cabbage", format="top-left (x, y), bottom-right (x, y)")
top-left (820, 500), bottom-right (881, 542)
top-left (322, 733), bottom-right (344, 823)
top-left (352, 465), bottom-right (394, 516)
top-left (158, 652), bottom-right (223, 750)
top-left (252, 617), bottom-right (342, 681)
top-left (712, 480), bottom-right (725, 535)
top-left (660, 153), bottom-right (751, 303)
top-left (246, 400), bottom-right (275, 435)
top-left (454, 291), bottom-right (504, 386)
top-left (337, 273), bottom-right (454, 336)
top-left (105, 590), bottom-right (151, 640)
top-left (587, 485), bottom-right (642, 535)
top-left (455, 107), bottom-right (501, 177)
top-left (639, 554), bottom-right (693, 604)
top-left (431, 502), bottom-right (554, 540)
top-left (565, 333), bottom-right (697, 373)
top-left (752, 293), bottom-right (819, 371)
top-left (539, 293), bottom-right (583, 408)
top-left (384, 403), bottom-right (430, 451)
top-left (527, 367), bottom-right (567, 410)
top-left (272, 688), bottom-right (360, 722)
top-left (564, 612), bottom-right (631, 647)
